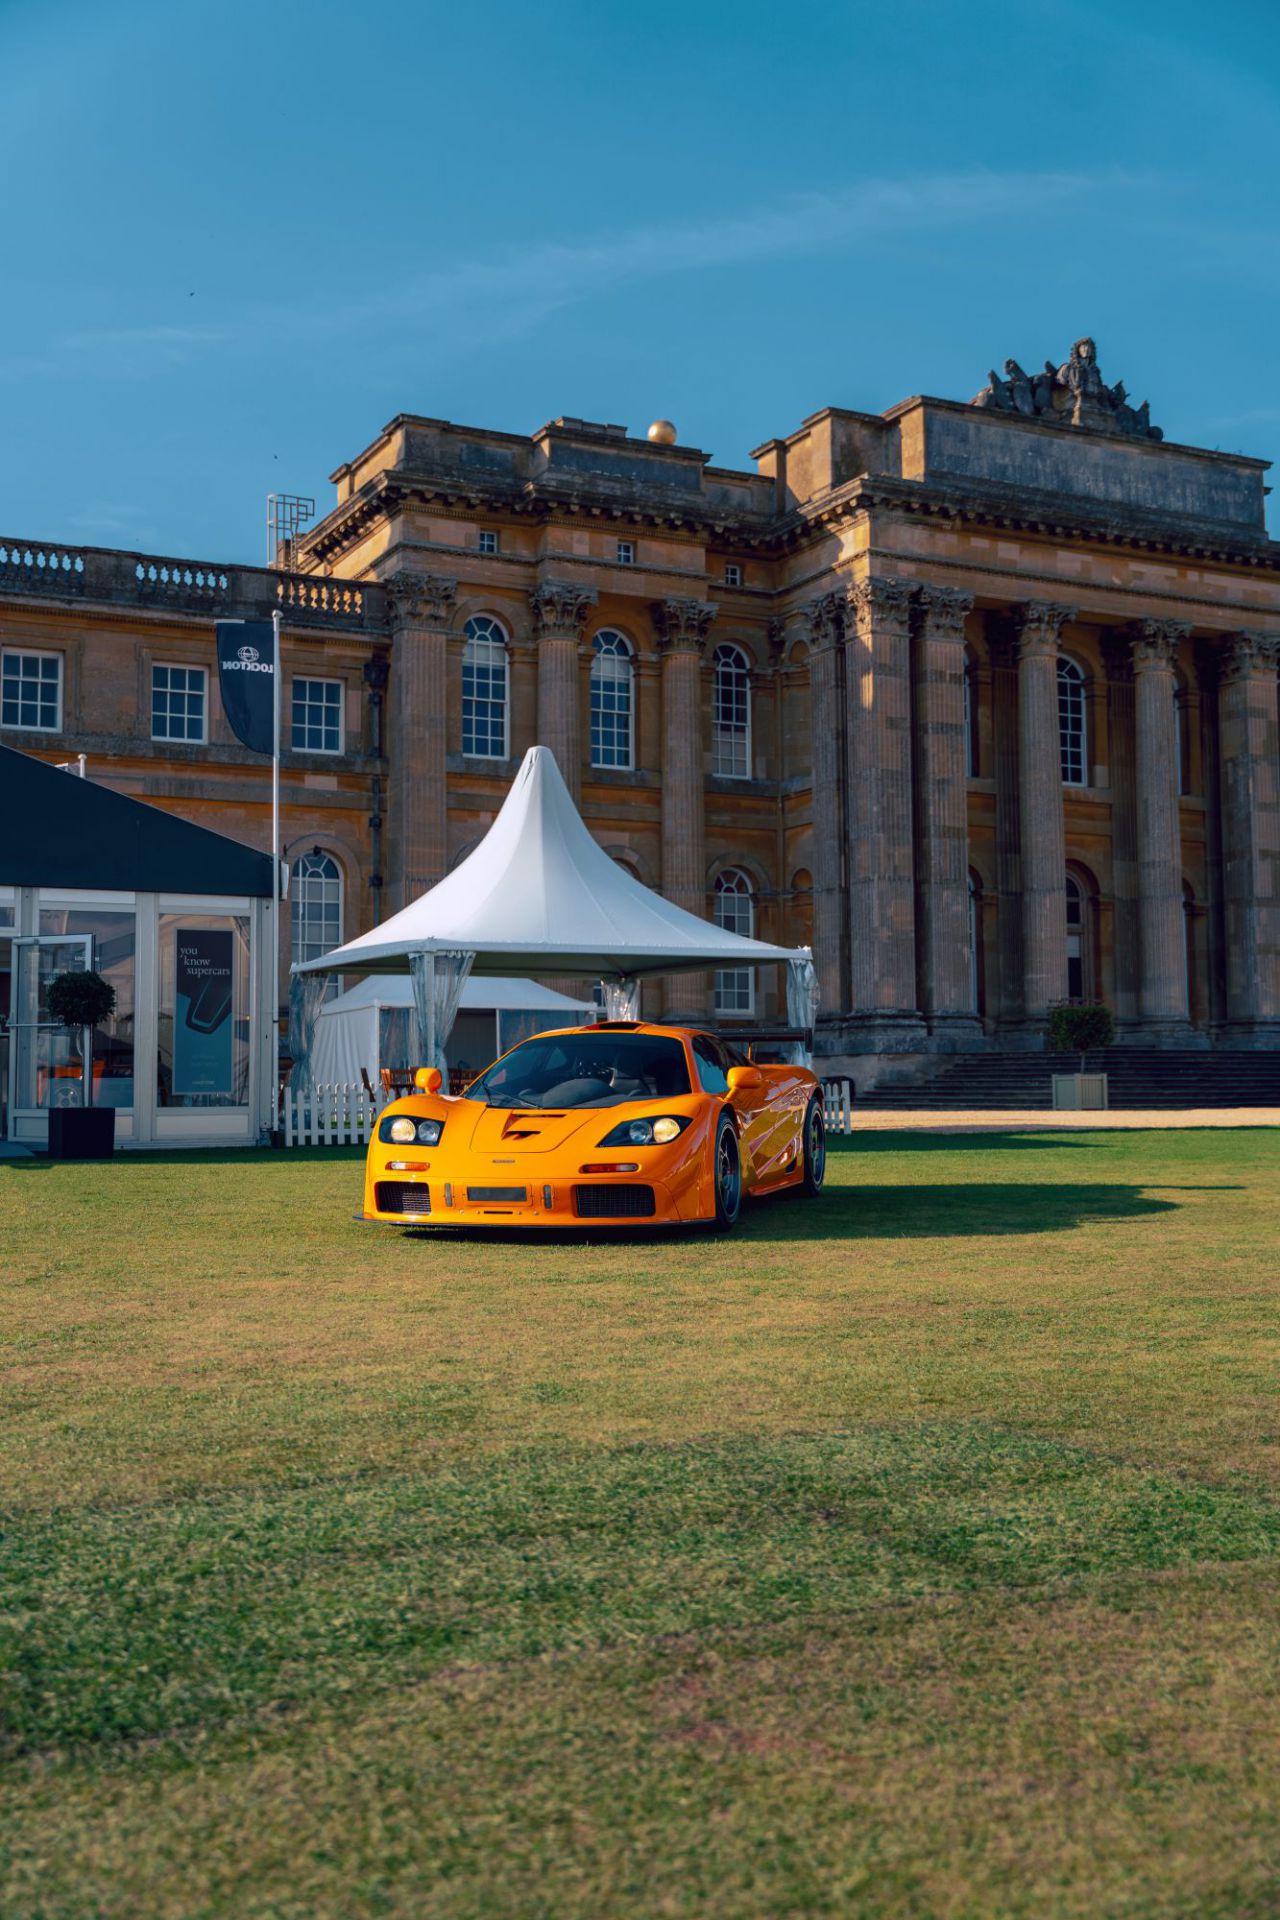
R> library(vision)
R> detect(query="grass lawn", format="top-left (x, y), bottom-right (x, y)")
top-left (1, 1128), bottom-right (1278, 1919)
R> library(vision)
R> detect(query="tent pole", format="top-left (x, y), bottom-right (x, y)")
top-left (427, 952), bottom-right (436, 1073)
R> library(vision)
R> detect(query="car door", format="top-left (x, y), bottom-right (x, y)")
top-left (693, 1034), bottom-right (771, 1184)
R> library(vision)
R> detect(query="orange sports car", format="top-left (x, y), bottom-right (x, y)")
top-left (360, 1021), bottom-right (826, 1232)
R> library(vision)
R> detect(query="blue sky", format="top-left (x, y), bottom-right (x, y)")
top-left (4, 0), bottom-right (1278, 559)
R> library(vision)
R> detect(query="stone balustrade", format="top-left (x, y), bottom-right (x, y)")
top-left (0, 537), bottom-right (388, 632)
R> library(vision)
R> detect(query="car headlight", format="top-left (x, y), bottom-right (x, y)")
top-left (598, 1115), bottom-right (690, 1147)
top-left (380, 1115), bottom-right (444, 1145)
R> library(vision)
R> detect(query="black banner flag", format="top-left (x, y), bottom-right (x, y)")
top-left (215, 619), bottom-right (276, 755)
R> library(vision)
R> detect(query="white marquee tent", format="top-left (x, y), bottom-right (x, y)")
top-left (311, 973), bottom-right (594, 1090)
top-left (292, 745), bottom-right (816, 1079)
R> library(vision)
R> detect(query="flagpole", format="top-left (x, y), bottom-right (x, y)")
top-left (271, 607), bottom-right (282, 1135)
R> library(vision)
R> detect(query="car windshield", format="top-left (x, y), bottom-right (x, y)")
top-left (468, 1031), bottom-right (692, 1109)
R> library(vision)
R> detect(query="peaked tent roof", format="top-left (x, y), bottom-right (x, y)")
top-left (299, 745), bottom-right (803, 979)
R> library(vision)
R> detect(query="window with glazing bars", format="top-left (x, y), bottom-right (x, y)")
top-left (2, 649), bottom-right (62, 731)
top-left (151, 663), bottom-right (206, 742)
top-left (590, 630), bottom-right (633, 768)
top-left (292, 677), bottom-right (343, 753)
top-left (462, 616), bottom-right (509, 758)
top-left (713, 645), bottom-right (751, 778)
top-left (291, 851), bottom-right (343, 964)
top-left (713, 869), bottom-right (755, 1014)
top-left (1057, 657), bottom-right (1086, 784)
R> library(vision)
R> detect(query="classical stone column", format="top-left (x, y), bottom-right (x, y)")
top-left (802, 592), bottom-right (847, 1014)
top-left (529, 581), bottom-right (596, 802)
top-left (989, 624), bottom-right (1024, 1028)
top-left (654, 597), bottom-right (715, 1016)
top-left (1218, 632), bottom-right (1280, 1039)
top-left (1101, 635), bottom-right (1139, 1028)
top-left (912, 585), bottom-right (979, 1036)
top-left (1016, 601), bottom-right (1075, 1021)
top-left (843, 577), bottom-right (923, 1042)
top-left (1132, 618), bottom-right (1192, 1031)
top-left (385, 571), bottom-right (456, 912)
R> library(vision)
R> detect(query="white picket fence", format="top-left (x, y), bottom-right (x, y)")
top-left (283, 1081), bottom-right (387, 1147)
top-left (281, 1075), bottom-right (855, 1148)
top-left (821, 1077), bottom-right (854, 1135)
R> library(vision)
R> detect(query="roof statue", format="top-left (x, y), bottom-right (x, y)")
top-left (970, 337), bottom-right (1163, 440)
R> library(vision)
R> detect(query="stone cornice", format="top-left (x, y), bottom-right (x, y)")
top-left (652, 597), bottom-right (717, 655)
top-left (528, 580), bottom-right (597, 641)
top-left (385, 570), bottom-right (456, 627)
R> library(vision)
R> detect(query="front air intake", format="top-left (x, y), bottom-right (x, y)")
top-left (573, 1183), bottom-right (656, 1219)
top-left (375, 1181), bottom-right (431, 1217)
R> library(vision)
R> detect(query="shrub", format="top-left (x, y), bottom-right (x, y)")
top-left (47, 969), bottom-right (116, 1032)
top-left (1048, 1001), bottom-right (1116, 1069)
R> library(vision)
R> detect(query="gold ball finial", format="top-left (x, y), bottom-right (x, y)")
top-left (647, 419), bottom-right (678, 445)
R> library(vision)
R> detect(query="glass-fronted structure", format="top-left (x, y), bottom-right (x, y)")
top-left (1, 745), bottom-right (277, 1148)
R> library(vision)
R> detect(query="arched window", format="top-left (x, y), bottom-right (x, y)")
top-left (964, 651), bottom-right (980, 778)
top-left (713, 644), bottom-right (752, 779)
top-left (1064, 871), bottom-right (1096, 1003)
top-left (713, 868), bottom-right (754, 1015)
top-left (462, 615), bottom-right (508, 760)
top-left (1057, 657), bottom-right (1087, 786)
top-left (291, 851), bottom-right (342, 967)
top-left (590, 630), bottom-right (634, 769)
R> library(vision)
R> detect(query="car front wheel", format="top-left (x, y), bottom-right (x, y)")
top-left (711, 1111), bottom-right (742, 1232)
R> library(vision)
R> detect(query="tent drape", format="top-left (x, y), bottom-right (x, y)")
top-left (410, 949), bottom-right (474, 1075)
top-left (288, 967), bottom-right (330, 1098)
top-left (784, 951), bottom-right (820, 1065)
top-left (601, 975), bottom-right (640, 1019)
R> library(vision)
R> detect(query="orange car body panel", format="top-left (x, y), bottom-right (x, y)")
top-left (359, 1022), bottom-right (820, 1229)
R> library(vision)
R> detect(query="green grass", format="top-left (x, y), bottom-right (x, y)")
top-left (1, 1131), bottom-right (1278, 1918)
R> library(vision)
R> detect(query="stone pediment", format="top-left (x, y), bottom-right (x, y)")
top-left (971, 337), bottom-right (1162, 440)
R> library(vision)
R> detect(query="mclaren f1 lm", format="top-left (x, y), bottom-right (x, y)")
top-left (361, 1021), bottom-right (826, 1232)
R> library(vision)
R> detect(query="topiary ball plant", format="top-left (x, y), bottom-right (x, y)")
top-left (1047, 1001), bottom-right (1115, 1072)
top-left (47, 969), bottom-right (116, 1032)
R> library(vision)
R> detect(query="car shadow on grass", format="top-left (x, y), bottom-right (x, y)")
top-left (394, 1179), bottom-right (1232, 1249)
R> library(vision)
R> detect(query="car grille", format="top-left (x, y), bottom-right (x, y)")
top-left (466, 1186), bottom-right (528, 1203)
top-left (573, 1183), bottom-right (656, 1219)
top-left (375, 1181), bottom-right (431, 1217)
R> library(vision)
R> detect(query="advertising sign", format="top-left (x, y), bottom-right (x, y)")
top-left (173, 930), bottom-right (234, 1096)
top-left (215, 618), bottom-right (276, 755)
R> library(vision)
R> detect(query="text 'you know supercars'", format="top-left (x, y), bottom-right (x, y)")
top-left (361, 1022), bottom-right (826, 1233)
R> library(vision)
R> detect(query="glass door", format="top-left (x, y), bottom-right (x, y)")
top-left (8, 934), bottom-right (94, 1133)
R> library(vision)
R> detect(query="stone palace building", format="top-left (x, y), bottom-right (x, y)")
top-left (2, 337), bottom-right (1278, 1085)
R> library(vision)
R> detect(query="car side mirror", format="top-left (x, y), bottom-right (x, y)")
top-left (726, 1064), bottom-right (763, 1096)
top-left (414, 1066), bottom-right (443, 1094)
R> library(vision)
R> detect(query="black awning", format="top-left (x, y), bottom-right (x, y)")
top-left (0, 746), bottom-right (275, 897)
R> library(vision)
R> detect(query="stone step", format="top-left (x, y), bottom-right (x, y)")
top-left (856, 1047), bottom-right (1280, 1110)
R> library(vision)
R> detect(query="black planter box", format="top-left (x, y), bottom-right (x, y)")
top-left (47, 1107), bottom-right (116, 1161)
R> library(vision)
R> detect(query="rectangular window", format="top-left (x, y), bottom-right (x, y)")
top-left (151, 663), bottom-right (207, 743)
top-left (478, 529), bottom-right (499, 555)
top-left (724, 563), bottom-right (743, 588)
top-left (158, 913), bottom-right (251, 1109)
top-left (38, 907), bottom-right (136, 1110)
top-left (2, 649), bottom-right (62, 731)
top-left (714, 968), bottom-right (754, 1016)
top-left (291, 677), bottom-right (343, 754)
top-left (616, 540), bottom-right (635, 565)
